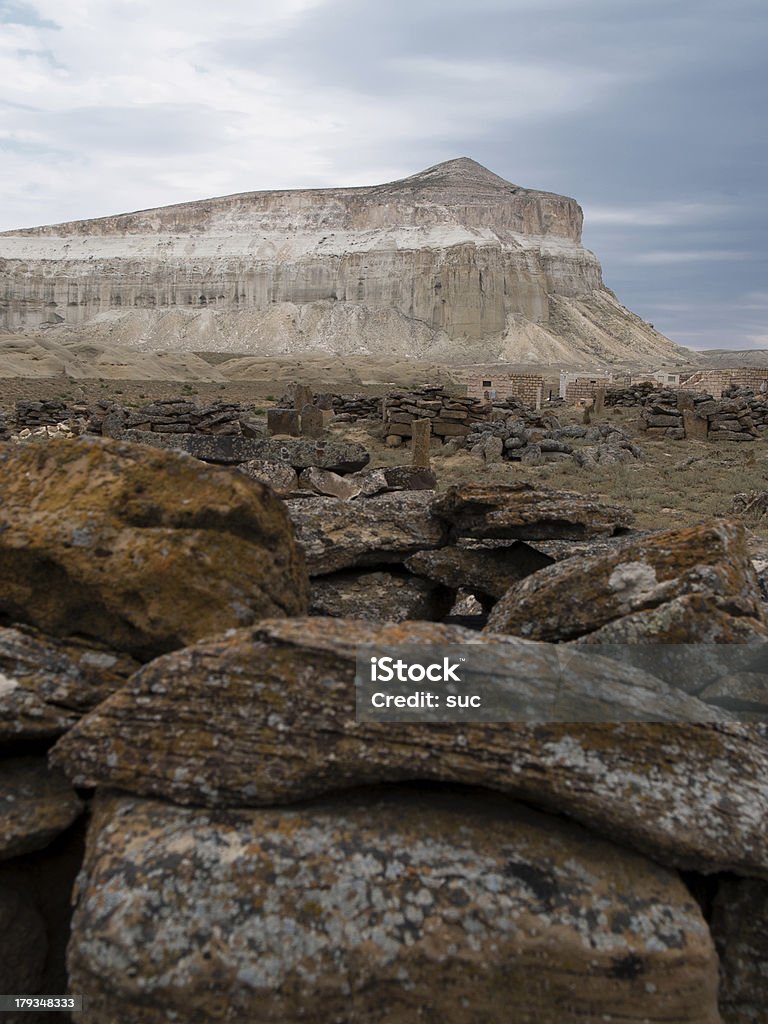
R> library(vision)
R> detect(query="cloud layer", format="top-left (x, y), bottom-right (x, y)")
top-left (1, 0), bottom-right (765, 349)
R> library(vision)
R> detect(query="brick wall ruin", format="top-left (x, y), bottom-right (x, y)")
top-left (460, 373), bottom-right (543, 409)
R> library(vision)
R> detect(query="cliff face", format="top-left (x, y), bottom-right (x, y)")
top-left (0, 158), bottom-right (689, 365)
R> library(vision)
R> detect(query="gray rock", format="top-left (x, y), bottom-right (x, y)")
top-left (310, 570), bottom-right (452, 622)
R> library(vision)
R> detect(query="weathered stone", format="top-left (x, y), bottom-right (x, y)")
top-left (310, 570), bottom-right (452, 622)
top-left (432, 482), bottom-right (633, 540)
top-left (405, 542), bottom-right (553, 599)
top-left (711, 877), bottom-right (768, 1023)
top-left (0, 759), bottom-right (82, 859)
top-left (698, 671), bottom-right (768, 719)
top-left (486, 519), bottom-right (763, 641)
top-left (299, 404), bottom-right (324, 438)
top-left (298, 466), bottom-right (361, 500)
top-left (411, 417), bottom-right (431, 468)
top-left (385, 434), bottom-right (403, 447)
top-left (381, 465), bottom-right (437, 491)
top-left (266, 407), bottom-right (299, 436)
top-left (51, 618), bottom-right (768, 875)
top-left (0, 438), bottom-right (308, 658)
top-left (237, 458), bottom-right (299, 495)
top-left (293, 384), bottom-right (313, 412)
top-left (234, 438), bottom-right (370, 473)
top-left (286, 492), bottom-right (448, 574)
top-left (67, 789), bottom-right (719, 1024)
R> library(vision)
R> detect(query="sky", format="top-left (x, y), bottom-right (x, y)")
top-left (0, 0), bottom-right (766, 351)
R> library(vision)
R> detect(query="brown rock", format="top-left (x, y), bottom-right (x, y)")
top-left (432, 482), bottom-right (633, 540)
top-left (309, 570), bottom-right (452, 622)
top-left (299, 404), bottom-right (324, 438)
top-left (405, 542), bottom-right (553, 599)
top-left (0, 759), bottom-right (82, 859)
top-left (0, 438), bottom-right (308, 658)
top-left (266, 407), bottom-right (300, 436)
top-left (486, 519), bottom-right (762, 641)
top-left (286, 492), bottom-right (448, 574)
top-left (50, 618), bottom-right (768, 874)
top-left (711, 877), bottom-right (768, 1023)
top-left (68, 789), bottom-right (720, 1024)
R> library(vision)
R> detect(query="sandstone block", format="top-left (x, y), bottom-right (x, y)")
top-left (66, 789), bottom-right (719, 1024)
top-left (267, 408), bottom-right (299, 436)
top-left (237, 458), bottom-right (299, 495)
top-left (50, 618), bottom-right (768, 874)
top-left (298, 466), bottom-right (361, 500)
top-left (411, 418), bottom-right (431, 469)
top-left (432, 482), bottom-right (633, 540)
top-left (299, 404), bottom-right (324, 438)
top-left (486, 519), bottom-right (763, 642)
top-left (286, 492), bottom-right (448, 574)
top-left (0, 438), bottom-right (308, 658)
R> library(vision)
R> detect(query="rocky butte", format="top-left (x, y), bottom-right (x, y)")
top-left (0, 157), bottom-right (691, 365)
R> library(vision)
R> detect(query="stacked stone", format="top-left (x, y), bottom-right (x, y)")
top-left (0, 410), bottom-right (9, 441)
top-left (15, 399), bottom-right (85, 429)
top-left (328, 394), bottom-right (382, 420)
top-left (722, 386), bottom-right (768, 431)
top-left (383, 386), bottom-right (490, 441)
top-left (605, 382), bottom-right (655, 406)
top-left (707, 397), bottom-right (759, 442)
top-left (89, 399), bottom-right (257, 437)
top-left (466, 415), bottom-right (640, 464)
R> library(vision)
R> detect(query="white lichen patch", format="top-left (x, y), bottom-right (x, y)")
top-left (0, 672), bottom-right (19, 697)
top-left (607, 561), bottom-right (660, 606)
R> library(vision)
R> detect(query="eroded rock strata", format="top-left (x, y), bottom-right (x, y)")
top-left (0, 158), bottom-right (691, 364)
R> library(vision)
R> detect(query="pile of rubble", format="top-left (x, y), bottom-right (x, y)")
top-left (464, 414), bottom-right (643, 466)
top-left (327, 394), bottom-right (382, 420)
top-left (382, 386), bottom-right (490, 445)
top-left (722, 385), bottom-right (768, 431)
top-left (15, 399), bottom-right (88, 428)
top-left (89, 399), bottom-right (260, 437)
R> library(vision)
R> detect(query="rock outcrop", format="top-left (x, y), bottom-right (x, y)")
top-left (0, 158), bottom-right (692, 365)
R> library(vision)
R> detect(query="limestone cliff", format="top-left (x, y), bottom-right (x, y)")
top-left (0, 158), bottom-right (691, 365)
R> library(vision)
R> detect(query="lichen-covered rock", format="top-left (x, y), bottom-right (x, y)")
top-left (432, 482), bottom-right (633, 540)
top-left (237, 458), bottom-right (298, 495)
top-left (405, 541), bottom-right (553, 599)
top-left (486, 519), bottom-right (763, 641)
top-left (298, 465), bottom-right (362, 499)
top-left (0, 438), bottom-right (308, 657)
top-left (0, 759), bottom-right (82, 859)
top-left (0, 626), bottom-right (139, 742)
top-left (68, 789), bottom-right (720, 1024)
top-left (310, 570), bottom-right (453, 622)
top-left (51, 618), bottom-right (768, 875)
top-left (286, 491), bottom-right (448, 575)
top-left (711, 877), bottom-right (768, 1023)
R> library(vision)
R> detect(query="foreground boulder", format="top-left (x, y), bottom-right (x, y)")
top-left (286, 492), bottom-right (448, 574)
top-left (0, 438), bottom-right (308, 658)
top-left (486, 519), bottom-right (764, 641)
top-left (51, 618), bottom-right (768, 875)
top-left (432, 482), bottom-right (633, 539)
top-left (68, 789), bottom-right (719, 1024)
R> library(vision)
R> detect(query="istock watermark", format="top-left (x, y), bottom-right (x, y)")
top-left (354, 641), bottom-right (768, 724)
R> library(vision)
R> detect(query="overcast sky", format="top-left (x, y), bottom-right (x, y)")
top-left (1, 0), bottom-right (766, 350)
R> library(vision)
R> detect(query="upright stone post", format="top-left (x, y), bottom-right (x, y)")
top-left (300, 405), bottom-right (324, 439)
top-left (411, 418), bottom-right (432, 469)
top-left (683, 410), bottom-right (709, 440)
top-left (294, 385), bottom-right (313, 412)
top-left (593, 387), bottom-right (605, 415)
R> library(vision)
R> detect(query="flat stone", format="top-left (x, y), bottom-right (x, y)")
top-left (237, 458), bottom-right (299, 495)
top-left (0, 438), bottom-right (308, 659)
top-left (486, 519), bottom-right (763, 642)
top-left (286, 492), bottom-right (448, 574)
top-left (266, 408), bottom-right (300, 437)
top-left (0, 758), bottom-right (82, 859)
top-left (432, 483), bottom-right (633, 540)
top-left (298, 466), bottom-right (361, 500)
top-left (67, 789), bottom-right (719, 1024)
top-left (50, 618), bottom-right (768, 875)
top-left (310, 570), bottom-right (452, 622)
top-left (405, 542), bottom-right (553, 599)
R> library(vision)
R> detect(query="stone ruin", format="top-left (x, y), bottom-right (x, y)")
top-left (608, 384), bottom-right (767, 442)
top-left (382, 385), bottom-right (491, 446)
